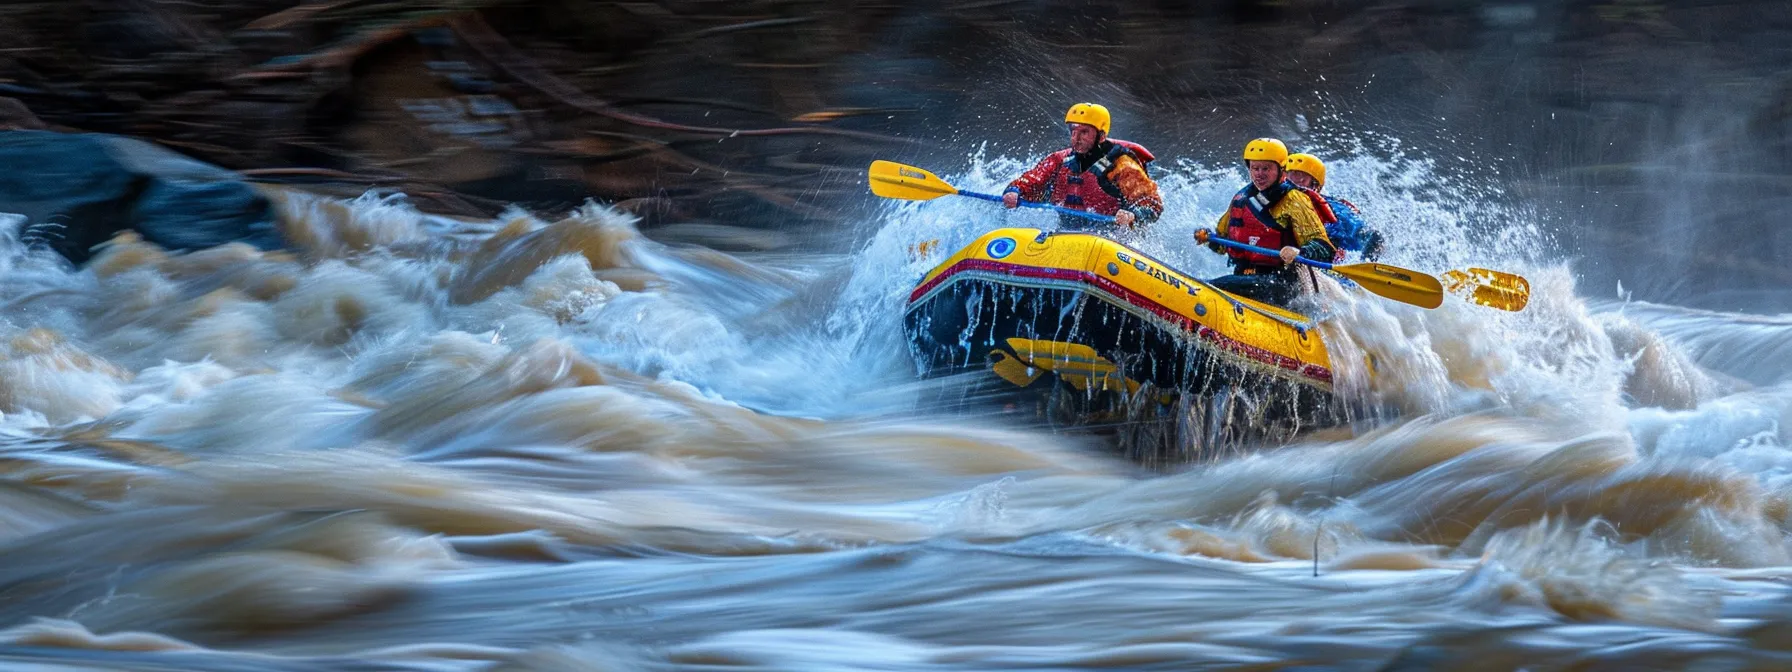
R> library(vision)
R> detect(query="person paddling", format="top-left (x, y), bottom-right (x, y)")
top-left (1285, 153), bottom-right (1386, 262)
top-left (1002, 103), bottom-right (1164, 233)
top-left (1193, 138), bottom-right (1337, 307)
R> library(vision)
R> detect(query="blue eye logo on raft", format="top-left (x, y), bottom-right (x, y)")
top-left (986, 237), bottom-right (1016, 259)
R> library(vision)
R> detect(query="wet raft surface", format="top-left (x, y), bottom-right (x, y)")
top-left (902, 229), bottom-right (1347, 464)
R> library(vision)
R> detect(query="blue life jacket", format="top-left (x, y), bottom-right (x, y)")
top-left (1324, 196), bottom-right (1370, 252)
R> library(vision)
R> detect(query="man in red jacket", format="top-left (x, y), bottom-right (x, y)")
top-left (1002, 103), bottom-right (1164, 232)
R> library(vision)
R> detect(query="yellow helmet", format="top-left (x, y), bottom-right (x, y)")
top-left (1064, 103), bottom-right (1111, 135)
top-left (1242, 138), bottom-right (1289, 165)
top-left (1284, 153), bottom-right (1326, 188)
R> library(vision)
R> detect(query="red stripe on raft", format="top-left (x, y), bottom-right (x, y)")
top-left (908, 259), bottom-right (1080, 303)
top-left (908, 258), bottom-right (1333, 385)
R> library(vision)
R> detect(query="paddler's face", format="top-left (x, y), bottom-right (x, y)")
top-left (1287, 170), bottom-right (1318, 190)
top-left (1068, 123), bottom-right (1101, 153)
top-left (1248, 160), bottom-right (1281, 190)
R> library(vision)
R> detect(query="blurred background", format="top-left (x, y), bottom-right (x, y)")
top-left (1, 6), bottom-right (1791, 669)
top-left (1, 0), bottom-right (1787, 307)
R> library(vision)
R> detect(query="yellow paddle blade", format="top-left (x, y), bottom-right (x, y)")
top-left (868, 160), bottom-right (959, 201)
top-left (1330, 262), bottom-right (1445, 309)
top-left (1443, 268), bottom-right (1530, 312)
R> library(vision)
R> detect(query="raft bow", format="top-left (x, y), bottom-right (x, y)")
top-left (902, 228), bottom-right (1350, 461)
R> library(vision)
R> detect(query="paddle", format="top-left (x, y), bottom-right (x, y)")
top-left (868, 160), bottom-right (1113, 223)
top-left (1443, 267), bottom-right (1530, 312)
top-left (1199, 236), bottom-right (1444, 309)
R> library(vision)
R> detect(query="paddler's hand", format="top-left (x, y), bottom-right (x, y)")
top-left (1002, 192), bottom-right (1019, 208)
top-left (1115, 210), bottom-right (1136, 228)
top-left (1193, 228), bottom-right (1210, 244)
top-left (1279, 246), bottom-right (1300, 265)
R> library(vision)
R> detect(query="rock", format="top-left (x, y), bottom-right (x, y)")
top-left (0, 98), bottom-right (46, 130)
top-left (0, 130), bottom-right (282, 264)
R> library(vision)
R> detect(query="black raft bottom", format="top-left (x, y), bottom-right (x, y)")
top-left (903, 277), bottom-right (1348, 467)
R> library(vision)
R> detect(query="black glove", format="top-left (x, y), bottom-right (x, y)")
top-left (1362, 230), bottom-right (1386, 261)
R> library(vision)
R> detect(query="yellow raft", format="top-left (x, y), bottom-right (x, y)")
top-left (902, 227), bottom-right (1348, 462)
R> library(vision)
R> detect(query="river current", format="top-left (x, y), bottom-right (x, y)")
top-left (0, 145), bottom-right (1788, 671)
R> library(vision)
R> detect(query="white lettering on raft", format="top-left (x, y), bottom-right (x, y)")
top-left (1115, 252), bottom-right (1201, 297)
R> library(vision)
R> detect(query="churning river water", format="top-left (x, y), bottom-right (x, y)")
top-left (0, 146), bottom-right (1788, 671)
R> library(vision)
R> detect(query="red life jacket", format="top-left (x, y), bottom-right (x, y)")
top-left (1294, 185), bottom-right (1337, 225)
top-left (1043, 139), bottom-right (1155, 216)
top-left (1224, 187), bottom-right (1294, 268)
top-left (1222, 183), bottom-right (1338, 266)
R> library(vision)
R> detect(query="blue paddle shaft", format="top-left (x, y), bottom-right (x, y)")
top-left (957, 190), bottom-right (1118, 223)
top-left (1202, 235), bottom-right (1334, 270)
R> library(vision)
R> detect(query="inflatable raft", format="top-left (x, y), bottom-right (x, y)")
top-left (902, 228), bottom-right (1350, 462)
